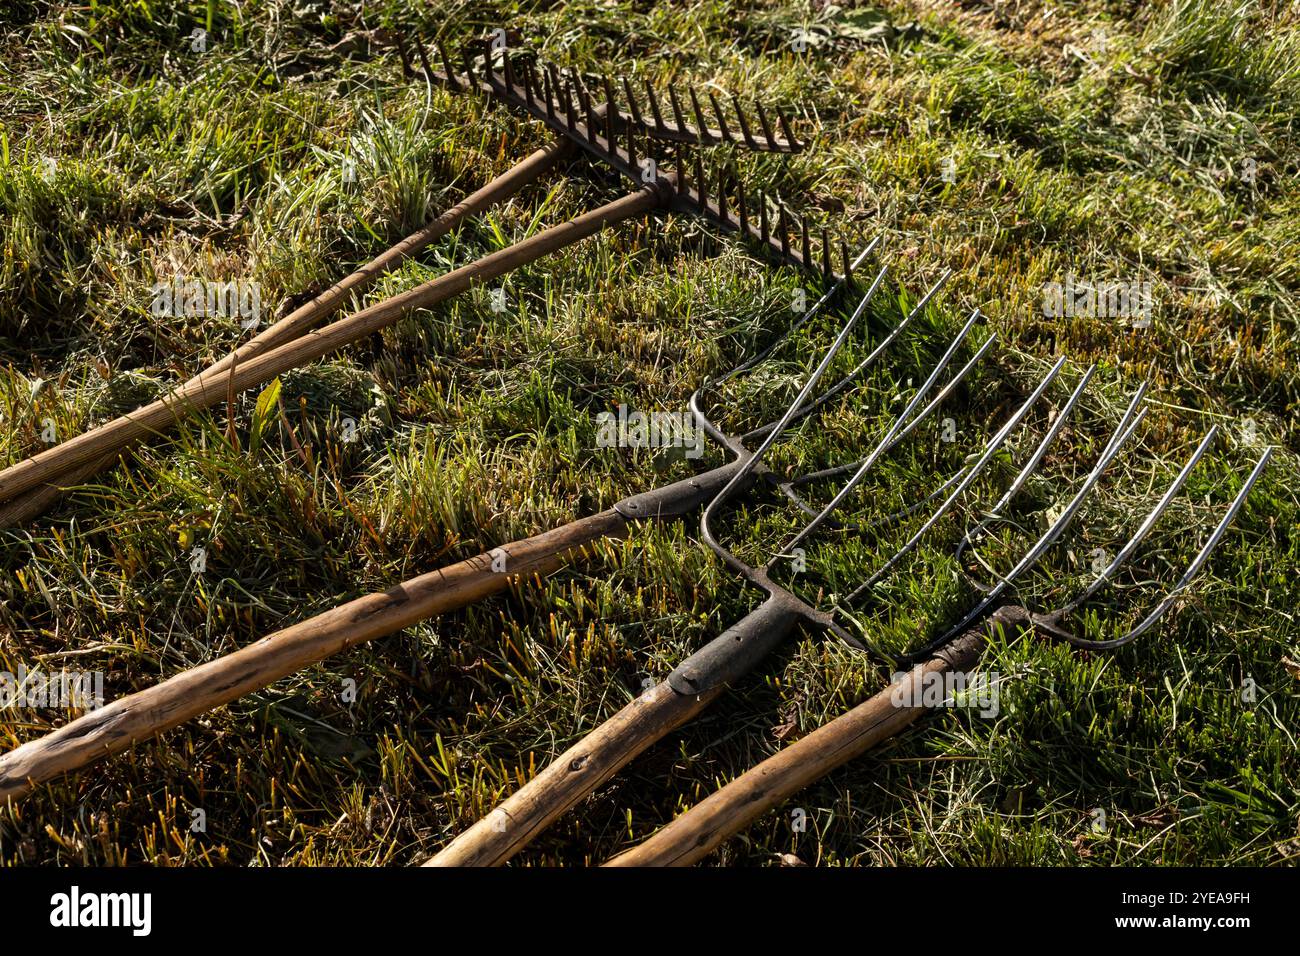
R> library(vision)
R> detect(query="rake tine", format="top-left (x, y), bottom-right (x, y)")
top-left (462, 47), bottom-right (476, 87)
top-left (732, 93), bottom-right (758, 149)
top-left (577, 79), bottom-right (597, 137)
top-left (933, 392), bottom-right (1150, 648)
top-left (596, 75), bottom-right (616, 143)
top-left (520, 63), bottom-right (533, 106)
top-left (415, 40), bottom-right (436, 83)
top-left (777, 203), bottom-right (791, 258)
top-left (668, 84), bottom-right (690, 137)
top-left (754, 100), bottom-right (779, 150)
top-left (799, 215), bottom-right (813, 270)
top-left (736, 175), bottom-right (749, 235)
top-left (717, 168), bottom-right (730, 226)
top-left (776, 308), bottom-right (984, 561)
top-left (436, 41), bottom-right (458, 88)
top-left (846, 359), bottom-right (1084, 600)
top-left (561, 75), bottom-right (577, 132)
top-left (776, 109), bottom-right (798, 150)
top-left (543, 66), bottom-right (556, 119)
top-left (1066, 446), bottom-right (1273, 649)
top-left (645, 80), bottom-right (667, 133)
top-left (707, 89), bottom-right (734, 143)
top-left (616, 75), bottom-right (642, 132)
top-left (396, 37), bottom-right (414, 78)
top-left (688, 86), bottom-right (711, 139)
top-left (695, 152), bottom-right (707, 212)
top-left (502, 52), bottom-right (516, 93)
top-left (841, 239), bottom-right (852, 279)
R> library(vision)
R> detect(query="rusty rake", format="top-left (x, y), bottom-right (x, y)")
top-left (397, 36), bottom-right (801, 154)
top-left (429, 285), bottom-right (1271, 867)
top-left (395, 35), bottom-right (853, 278)
top-left (0, 35), bottom-right (840, 526)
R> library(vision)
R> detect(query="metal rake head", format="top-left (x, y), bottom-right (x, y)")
top-left (685, 277), bottom-right (1272, 669)
top-left (397, 36), bottom-right (802, 153)
top-left (394, 36), bottom-right (849, 280)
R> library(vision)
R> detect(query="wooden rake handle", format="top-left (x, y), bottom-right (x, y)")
top-left (0, 138), bottom-right (574, 526)
top-left (425, 596), bottom-right (803, 866)
top-left (602, 608), bottom-right (1028, 866)
top-left (0, 180), bottom-right (669, 507)
top-left (0, 509), bottom-right (629, 804)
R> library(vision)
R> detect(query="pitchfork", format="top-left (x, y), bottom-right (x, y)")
top-left (0, 241), bottom-right (890, 803)
top-left (0, 35), bottom-right (824, 525)
top-left (604, 426), bottom-right (1272, 865)
top-left (428, 292), bottom-right (1271, 866)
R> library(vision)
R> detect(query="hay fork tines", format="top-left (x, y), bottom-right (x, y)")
top-left (426, 262), bottom-right (987, 866)
top-left (602, 399), bottom-right (1274, 869)
top-left (838, 377), bottom-right (1273, 664)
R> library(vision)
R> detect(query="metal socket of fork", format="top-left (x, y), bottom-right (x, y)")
top-left (614, 458), bottom-right (753, 521)
top-left (667, 594), bottom-right (805, 695)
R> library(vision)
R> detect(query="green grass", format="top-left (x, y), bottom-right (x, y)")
top-left (0, 0), bottom-right (1296, 866)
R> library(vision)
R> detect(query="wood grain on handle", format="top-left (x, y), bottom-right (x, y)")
top-left (425, 681), bottom-right (724, 867)
top-left (0, 509), bottom-right (629, 804)
top-left (0, 140), bottom-right (572, 526)
top-left (602, 613), bottom-right (1020, 867)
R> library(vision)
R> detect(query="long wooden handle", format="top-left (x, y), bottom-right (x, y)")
top-left (424, 680), bottom-right (724, 867)
top-left (0, 509), bottom-right (629, 804)
top-left (601, 612), bottom-right (1024, 867)
top-left (425, 597), bottom-right (803, 866)
top-left (0, 140), bottom-right (572, 525)
top-left (0, 183), bottom-right (663, 506)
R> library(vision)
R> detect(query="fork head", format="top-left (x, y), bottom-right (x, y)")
top-left (834, 369), bottom-right (1274, 665)
top-left (679, 269), bottom-right (1272, 676)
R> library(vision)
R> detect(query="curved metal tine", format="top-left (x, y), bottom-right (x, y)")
top-left (773, 333), bottom-right (999, 523)
top-left (1056, 447), bottom-right (1272, 650)
top-left (742, 268), bottom-right (955, 446)
top-left (1056, 424), bottom-right (1220, 617)
top-left (923, 393), bottom-right (1150, 654)
top-left (692, 257), bottom-right (885, 453)
top-left (699, 270), bottom-right (889, 579)
top-left (771, 308), bottom-right (984, 565)
top-left (782, 336), bottom-right (999, 494)
top-left (843, 357), bottom-right (1084, 603)
top-left (960, 379), bottom-right (1151, 568)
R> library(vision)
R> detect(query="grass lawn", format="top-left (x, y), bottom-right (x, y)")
top-left (0, 0), bottom-right (1296, 866)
